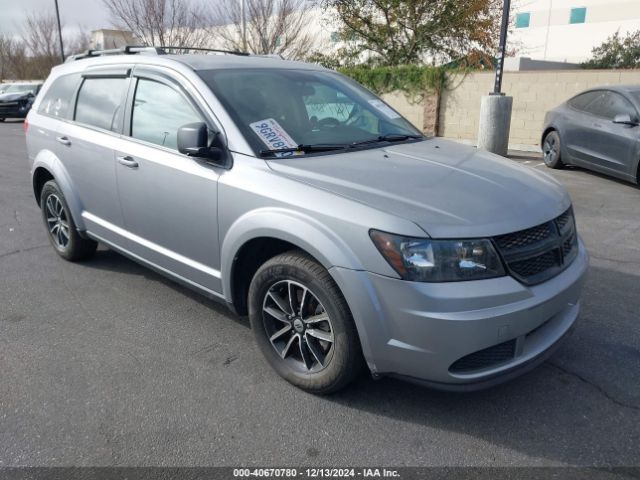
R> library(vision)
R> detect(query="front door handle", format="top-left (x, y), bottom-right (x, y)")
top-left (117, 155), bottom-right (139, 168)
top-left (56, 136), bottom-right (71, 146)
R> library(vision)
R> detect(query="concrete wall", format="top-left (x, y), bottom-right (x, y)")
top-left (380, 92), bottom-right (425, 132)
top-left (438, 69), bottom-right (640, 151)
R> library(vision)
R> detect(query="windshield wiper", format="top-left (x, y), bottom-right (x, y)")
top-left (260, 134), bottom-right (423, 157)
top-left (350, 133), bottom-right (423, 147)
top-left (260, 144), bottom-right (351, 157)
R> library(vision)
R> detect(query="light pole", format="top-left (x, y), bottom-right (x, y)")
top-left (54, 0), bottom-right (65, 62)
top-left (493, 0), bottom-right (511, 95)
top-left (241, 0), bottom-right (247, 53)
top-left (477, 0), bottom-right (513, 157)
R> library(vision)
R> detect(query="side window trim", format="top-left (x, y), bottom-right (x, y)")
top-left (82, 67), bottom-right (131, 79)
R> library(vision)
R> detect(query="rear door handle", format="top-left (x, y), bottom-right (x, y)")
top-left (56, 136), bottom-right (71, 146)
top-left (117, 155), bottom-right (139, 168)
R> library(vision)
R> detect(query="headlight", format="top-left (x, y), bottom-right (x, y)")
top-left (369, 230), bottom-right (505, 282)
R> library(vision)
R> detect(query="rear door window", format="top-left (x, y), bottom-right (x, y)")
top-left (568, 91), bottom-right (602, 112)
top-left (38, 73), bottom-right (81, 119)
top-left (74, 77), bottom-right (129, 132)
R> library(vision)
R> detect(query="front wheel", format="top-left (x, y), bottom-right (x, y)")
top-left (40, 180), bottom-right (97, 261)
top-left (542, 130), bottom-right (564, 169)
top-left (248, 251), bottom-right (364, 394)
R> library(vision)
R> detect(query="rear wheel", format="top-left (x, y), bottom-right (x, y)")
top-left (40, 180), bottom-right (97, 261)
top-left (542, 130), bottom-right (564, 169)
top-left (248, 251), bottom-right (364, 394)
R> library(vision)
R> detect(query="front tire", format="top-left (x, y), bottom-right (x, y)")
top-left (542, 130), bottom-right (564, 169)
top-left (40, 180), bottom-right (97, 261)
top-left (248, 251), bottom-right (364, 394)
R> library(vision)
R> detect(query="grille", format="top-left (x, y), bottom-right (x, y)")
top-left (509, 250), bottom-right (559, 278)
top-left (450, 339), bottom-right (517, 373)
top-left (494, 223), bottom-right (551, 251)
top-left (493, 207), bottom-right (578, 285)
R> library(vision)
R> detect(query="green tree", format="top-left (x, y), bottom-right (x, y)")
top-left (322, 0), bottom-right (503, 66)
top-left (583, 30), bottom-right (640, 69)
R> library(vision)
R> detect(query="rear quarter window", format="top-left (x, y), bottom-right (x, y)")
top-left (38, 74), bottom-right (81, 119)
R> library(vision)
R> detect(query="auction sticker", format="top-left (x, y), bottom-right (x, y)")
top-left (250, 118), bottom-right (299, 157)
top-left (368, 99), bottom-right (401, 119)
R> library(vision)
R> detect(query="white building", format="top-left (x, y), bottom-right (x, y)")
top-left (511, 0), bottom-right (640, 63)
top-left (90, 29), bottom-right (138, 51)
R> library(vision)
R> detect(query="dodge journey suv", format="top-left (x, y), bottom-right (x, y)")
top-left (26, 47), bottom-right (588, 393)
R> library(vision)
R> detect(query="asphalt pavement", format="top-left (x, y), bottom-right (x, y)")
top-left (1, 120), bottom-right (639, 467)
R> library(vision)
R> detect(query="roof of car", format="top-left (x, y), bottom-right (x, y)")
top-left (163, 54), bottom-right (326, 71)
top-left (578, 84), bottom-right (640, 95)
top-left (62, 51), bottom-right (326, 73)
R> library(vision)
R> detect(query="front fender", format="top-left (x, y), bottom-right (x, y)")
top-left (32, 150), bottom-right (86, 231)
top-left (220, 207), bottom-right (363, 300)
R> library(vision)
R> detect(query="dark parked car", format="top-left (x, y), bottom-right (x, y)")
top-left (0, 83), bottom-right (43, 122)
top-left (542, 85), bottom-right (640, 184)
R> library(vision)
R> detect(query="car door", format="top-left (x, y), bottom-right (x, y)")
top-left (583, 91), bottom-right (640, 177)
top-left (563, 90), bottom-right (603, 165)
top-left (113, 67), bottom-right (223, 294)
top-left (56, 67), bottom-right (131, 244)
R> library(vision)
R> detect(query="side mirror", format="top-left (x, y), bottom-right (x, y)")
top-left (177, 122), bottom-right (224, 160)
top-left (613, 113), bottom-right (638, 126)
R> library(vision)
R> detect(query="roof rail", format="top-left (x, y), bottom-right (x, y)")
top-left (159, 46), bottom-right (250, 56)
top-left (65, 46), bottom-right (164, 62)
top-left (64, 45), bottom-right (283, 62)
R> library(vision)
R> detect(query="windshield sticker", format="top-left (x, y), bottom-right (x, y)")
top-left (368, 99), bottom-right (401, 119)
top-left (250, 118), bottom-right (299, 157)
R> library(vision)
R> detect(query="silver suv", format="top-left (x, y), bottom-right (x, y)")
top-left (26, 47), bottom-right (588, 393)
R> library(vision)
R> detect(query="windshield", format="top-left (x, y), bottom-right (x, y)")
top-left (198, 68), bottom-right (423, 156)
top-left (3, 84), bottom-right (37, 94)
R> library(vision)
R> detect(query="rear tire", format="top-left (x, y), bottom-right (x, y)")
top-left (248, 251), bottom-right (364, 394)
top-left (40, 180), bottom-right (97, 261)
top-left (542, 130), bottom-right (564, 169)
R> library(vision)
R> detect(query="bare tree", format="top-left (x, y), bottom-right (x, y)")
top-left (211, 0), bottom-right (314, 59)
top-left (0, 12), bottom-right (90, 81)
top-left (67, 27), bottom-right (92, 55)
top-left (102, 0), bottom-right (212, 48)
top-left (21, 11), bottom-right (62, 78)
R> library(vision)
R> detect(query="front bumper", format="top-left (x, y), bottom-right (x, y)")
top-left (0, 103), bottom-right (30, 119)
top-left (330, 238), bottom-right (589, 390)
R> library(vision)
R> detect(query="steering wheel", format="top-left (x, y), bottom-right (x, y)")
top-left (318, 117), bottom-right (341, 129)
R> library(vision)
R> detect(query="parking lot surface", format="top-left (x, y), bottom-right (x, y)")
top-left (1, 121), bottom-right (639, 467)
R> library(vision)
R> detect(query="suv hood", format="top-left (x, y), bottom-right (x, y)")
top-left (0, 92), bottom-right (32, 102)
top-left (266, 138), bottom-right (571, 238)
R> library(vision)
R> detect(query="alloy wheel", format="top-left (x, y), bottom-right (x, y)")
top-left (543, 135), bottom-right (558, 165)
top-left (262, 280), bottom-right (335, 373)
top-left (45, 194), bottom-right (70, 249)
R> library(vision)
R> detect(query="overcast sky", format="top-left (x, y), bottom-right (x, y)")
top-left (0, 0), bottom-right (112, 35)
